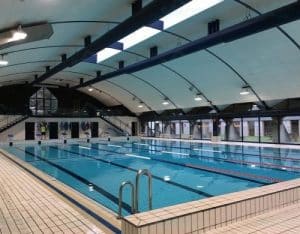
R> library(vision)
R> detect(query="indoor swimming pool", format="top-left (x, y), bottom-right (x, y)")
top-left (2, 139), bottom-right (300, 217)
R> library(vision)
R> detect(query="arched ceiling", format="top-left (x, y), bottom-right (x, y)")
top-left (0, 0), bottom-right (299, 115)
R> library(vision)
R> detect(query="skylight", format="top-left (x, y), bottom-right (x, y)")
top-left (119, 26), bottom-right (161, 50)
top-left (97, 48), bottom-right (121, 63)
top-left (161, 0), bottom-right (223, 29)
top-left (95, 0), bottom-right (223, 63)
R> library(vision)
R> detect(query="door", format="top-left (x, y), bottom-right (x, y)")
top-left (49, 122), bottom-right (58, 139)
top-left (131, 122), bottom-right (137, 136)
top-left (91, 122), bottom-right (99, 138)
top-left (25, 122), bottom-right (35, 140)
top-left (71, 122), bottom-right (79, 138)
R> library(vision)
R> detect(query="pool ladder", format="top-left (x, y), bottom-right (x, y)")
top-left (118, 169), bottom-right (152, 218)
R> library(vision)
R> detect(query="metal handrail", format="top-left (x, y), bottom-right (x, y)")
top-left (118, 181), bottom-right (135, 219)
top-left (135, 169), bottom-right (152, 213)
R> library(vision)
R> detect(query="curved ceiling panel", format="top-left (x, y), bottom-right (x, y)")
top-left (211, 27), bottom-right (300, 101)
top-left (165, 50), bottom-right (258, 106)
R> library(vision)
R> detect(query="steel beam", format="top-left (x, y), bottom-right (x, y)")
top-left (31, 0), bottom-right (191, 85)
top-left (75, 1), bottom-right (300, 88)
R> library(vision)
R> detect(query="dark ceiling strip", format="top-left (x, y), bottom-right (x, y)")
top-left (105, 80), bottom-right (153, 111)
top-left (234, 0), bottom-right (300, 50)
top-left (124, 50), bottom-right (217, 111)
top-left (31, 0), bottom-right (191, 85)
top-left (0, 45), bottom-right (83, 54)
top-left (0, 60), bottom-right (60, 69)
top-left (49, 20), bottom-right (120, 25)
top-left (94, 62), bottom-right (178, 109)
top-left (61, 69), bottom-right (154, 111)
top-left (162, 30), bottom-right (268, 109)
top-left (75, 2), bottom-right (300, 98)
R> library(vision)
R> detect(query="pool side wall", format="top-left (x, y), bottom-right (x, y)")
top-left (122, 178), bottom-right (300, 234)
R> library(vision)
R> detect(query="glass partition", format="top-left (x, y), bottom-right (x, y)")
top-left (180, 120), bottom-right (190, 139)
top-left (202, 119), bottom-right (212, 140)
top-left (260, 117), bottom-right (278, 143)
top-left (243, 117), bottom-right (259, 142)
top-left (280, 116), bottom-right (300, 144)
top-left (228, 118), bottom-right (242, 141)
top-left (170, 120), bottom-right (181, 138)
top-left (192, 120), bottom-right (202, 140)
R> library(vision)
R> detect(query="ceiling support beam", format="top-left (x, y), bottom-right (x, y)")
top-left (75, 1), bottom-right (300, 88)
top-left (30, 0), bottom-right (191, 85)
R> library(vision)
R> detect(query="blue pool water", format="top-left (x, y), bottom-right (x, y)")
top-left (2, 139), bottom-right (300, 216)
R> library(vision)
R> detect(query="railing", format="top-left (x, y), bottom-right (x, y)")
top-left (118, 169), bottom-right (153, 218)
top-left (0, 115), bottom-right (24, 130)
top-left (102, 116), bottom-right (131, 135)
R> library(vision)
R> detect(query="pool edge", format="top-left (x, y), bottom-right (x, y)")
top-left (0, 148), bottom-right (121, 234)
top-left (122, 178), bottom-right (300, 233)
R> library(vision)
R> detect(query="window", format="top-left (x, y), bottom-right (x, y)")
top-left (243, 117), bottom-right (259, 142)
top-left (280, 116), bottom-right (300, 144)
top-left (228, 118), bottom-right (242, 141)
top-left (29, 88), bottom-right (58, 115)
top-left (202, 119), bottom-right (213, 140)
top-left (260, 117), bottom-right (279, 143)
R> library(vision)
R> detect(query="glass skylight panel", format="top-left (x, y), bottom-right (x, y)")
top-left (161, 0), bottom-right (223, 29)
top-left (96, 0), bottom-right (223, 63)
top-left (119, 26), bottom-right (160, 50)
top-left (97, 48), bottom-right (121, 63)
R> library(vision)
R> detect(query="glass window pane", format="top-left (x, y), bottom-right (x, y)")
top-left (260, 117), bottom-right (278, 143)
top-left (228, 118), bottom-right (242, 141)
top-left (280, 116), bottom-right (300, 144)
top-left (181, 120), bottom-right (190, 138)
top-left (202, 119), bottom-right (212, 140)
top-left (243, 117), bottom-right (259, 142)
top-left (170, 121), bottom-right (180, 138)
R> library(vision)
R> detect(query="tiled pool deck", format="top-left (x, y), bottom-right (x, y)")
top-left (0, 152), bottom-right (106, 234)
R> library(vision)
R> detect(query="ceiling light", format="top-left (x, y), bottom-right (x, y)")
top-left (88, 87), bottom-right (93, 92)
top-left (138, 102), bottom-right (144, 108)
top-left (7, 25), bottom-right (27, 43)
top-left (194, 94), bottom-right (202, 101)
top-left (240, 86), bottom-right (250, 95)
top-left (162, 98), bottom-right (170, 105)
top-left (119, 26), bottom-right (160, 50)
top-left (0, 55), bottom-right (8, 66)
top-left (97, 48), bottom-right (121, 63)
top-left (161, 0), bottom-right (223, 29)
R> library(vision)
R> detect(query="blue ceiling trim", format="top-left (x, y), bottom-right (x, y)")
top-left (109, 41), bottom-right (124, 50)
top-left (148, 20), bottom-right (164, 30)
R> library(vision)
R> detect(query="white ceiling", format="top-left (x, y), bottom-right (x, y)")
top-left (0, 0), bottom-right (299, 114)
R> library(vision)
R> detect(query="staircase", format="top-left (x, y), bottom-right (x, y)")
top-left (0, 115), bottom-right (29, 133)
top-left (99, 115), bottom-right (131, 136)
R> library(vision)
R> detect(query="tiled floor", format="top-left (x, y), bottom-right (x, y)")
top-left (207, 203), bottom-right (300, 234)
top-left (0, 154), bottom-right (106, 234)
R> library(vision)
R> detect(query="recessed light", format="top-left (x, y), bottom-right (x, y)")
top-left (88, 87), bottom-right (93, 92)
top-left (7, 25), bottom-right (27, 43)
top-left (240, 86), bottom-right (250, 95)
top-left (194, 94), bottom-right (202, 101)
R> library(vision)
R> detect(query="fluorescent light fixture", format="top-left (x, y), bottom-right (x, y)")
top-left (194, 94), bottom-right (202, 101)
top-left (240, 86), bottom-right (250, 95)
top-left (7, 25), bottom-right (27, 43)
top-left (0, 59), bottom-right (8, 66)
top-left (97, 48), bottom-right (121, 63)
top-left (88, 87), bottom-right (93, 92)
top-left (161, 0), bottom-right (223, 29)
top-left (138, 104), bottom-right (144, 108)
top-left (162, 101), bottom-right (169, 105)
top-left (119, 26), bottom-right (160, 50)
top-left (163, 176), bottom-right (171, 181)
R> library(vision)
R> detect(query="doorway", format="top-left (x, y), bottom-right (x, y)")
top-left (25, 122), bottom-right (35, 140)
top-left (49, 122), bottom-right (58, 139)
top-left (71, 122), bottom-right (79, 138)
